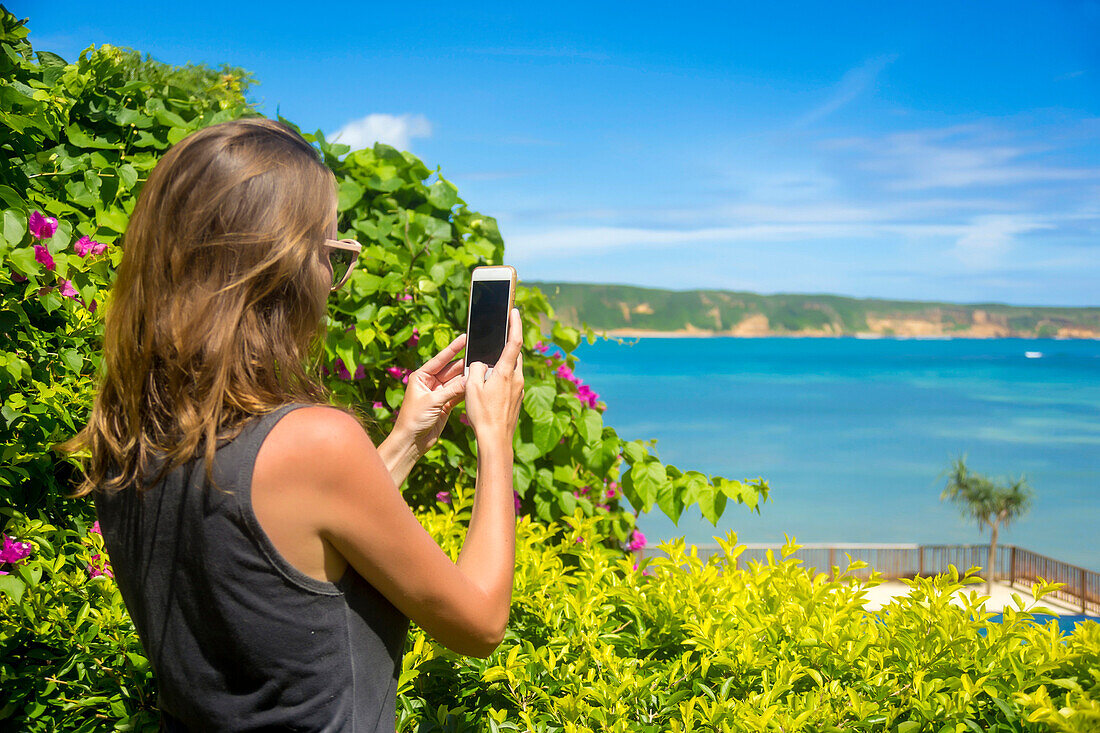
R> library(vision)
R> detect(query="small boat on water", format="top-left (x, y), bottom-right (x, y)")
top-left (1025, 351), bottom-right (1043, 359)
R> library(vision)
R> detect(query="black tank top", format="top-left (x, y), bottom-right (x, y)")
top-left (94, 402), bottom-right (409, 731)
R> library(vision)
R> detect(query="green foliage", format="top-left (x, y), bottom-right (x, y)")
top-left (0, 8), bottom-right (766, 539)
top-left (0, 512), bottom-right (158, 730)
top-left (3, 496), bottom-right (1098, 731)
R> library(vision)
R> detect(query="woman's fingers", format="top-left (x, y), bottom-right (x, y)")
top-left (494, 309), bottom-right (523, 377)
top-left (419, 332), bottom-right (468, 376)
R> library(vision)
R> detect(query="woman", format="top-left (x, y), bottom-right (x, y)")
top-left (60, 117), bottom-right (524, 731)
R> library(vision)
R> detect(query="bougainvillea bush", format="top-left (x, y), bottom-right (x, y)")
top-left (2, 497), bottom-right (1098, 731)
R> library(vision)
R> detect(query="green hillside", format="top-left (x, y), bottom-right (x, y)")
top-left (526, 281), bottom-right (1100, 338)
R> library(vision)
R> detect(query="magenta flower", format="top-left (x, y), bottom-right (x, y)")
top-left (89, 299), bottom-right (98, 313)
top-left (406, 327), bottom-right (419, 347)
top-left (28, 211), bottom-right (58, 240)
top-left (33, 244), bottom-right (55, 271)
top-left (372, 401), bottom-right (384, 410)
top-left (575, 537), bottom-right (584, 544)
top-left (90, 521), bottom-right (101, 535)
top-left (534, 341), bottom-right (550, 353)
top-left (10, 270), bottom-right (28, 283)
top-left (627, 529), bottom-right (647, 552)
top-left (334, 358), bottom-right (352, 380)
top-left (74, 236), bottom-right (107, 257)
top-left (386, 366), bottom-right (410, 384)
top-left (87, 553), bottom-right (114, 579)
top-left (353, 364), bottom-right (367, 380)
top-left (459, 413), bottom-right (470, 426)
top-left (435, 491), bottom-right (451, 504)
top-left (59, 279), bottom-right (79, 299)
top-left (399, 292), bottom-right (413, 301)
top-left (0, 534), bottom-right (33, 564)
top-left (513, 490), bottom-right (522, 513)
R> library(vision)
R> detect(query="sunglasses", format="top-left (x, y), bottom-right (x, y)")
top-left (323, 238), bottom-right (363, 291)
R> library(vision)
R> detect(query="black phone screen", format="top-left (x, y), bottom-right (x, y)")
top-left (466, 279), bottom-right (511, 367)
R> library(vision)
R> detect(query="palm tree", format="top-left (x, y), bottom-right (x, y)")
top-left (941, 457), bottom-right (1032, 593)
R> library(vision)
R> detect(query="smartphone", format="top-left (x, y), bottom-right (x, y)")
top-left (463, 265), bottom-right (518, 379)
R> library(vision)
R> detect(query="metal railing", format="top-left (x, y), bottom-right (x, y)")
top-left (640, 542), bottom-right (1099, 615)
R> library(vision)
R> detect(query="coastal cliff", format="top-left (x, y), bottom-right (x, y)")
top-left (527, 281), bottom-right (1100, 339)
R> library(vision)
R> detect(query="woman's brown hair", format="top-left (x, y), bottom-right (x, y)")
top-left (59, 117), bottom-right (344, 496)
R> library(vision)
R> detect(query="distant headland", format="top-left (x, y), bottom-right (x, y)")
top-left (525, 281), bottom-right (1100, 339)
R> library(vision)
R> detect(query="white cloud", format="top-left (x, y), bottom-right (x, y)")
top-left (794, 54), bottom-right (898, 127)
top-left (830, 124), bottom-right (1100, 190)
top-left (951, 215), bottom-right (1054, 268)
top-left (328, 113), bottom-right (432, 152)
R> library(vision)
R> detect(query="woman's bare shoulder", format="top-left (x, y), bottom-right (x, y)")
top-left (260, 405), bottom-right (374, 477)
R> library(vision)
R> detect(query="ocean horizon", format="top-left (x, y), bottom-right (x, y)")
top-left (571, 336), bottom-right (1100, 571)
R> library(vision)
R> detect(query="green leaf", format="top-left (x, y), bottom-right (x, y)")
top-left (60, 348), bottom-right (83, 373)
top-left (522, 385), bottom-right (555, 418)
top-left (3, 208), bottom-right (27, 247)
top-left (697, 486), bottom-right (728, 525)
top-left (97, 208), bottom-right (129, 234)
top-left (117, 163), bottom-right (138, 190)
top-left (338, 178), bottom-right (365, 212)
top-left (577, 410), bottom-right (603, 444)
top-left (0, 574), bottom-right (24, 603)
top-left (427, 180), bottom-right (459, 210)
top-left (65, 124), bottom-right (117, 149)
top-left (622, 440), bottom-right (647, 466)
top-left (9, 246), bottom-right (38, 275)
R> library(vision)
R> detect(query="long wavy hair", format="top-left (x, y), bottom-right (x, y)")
top-left (59, 117), bottom-right (345, 496)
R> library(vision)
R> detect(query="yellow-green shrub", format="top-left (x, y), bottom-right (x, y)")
top-left (3, 491), bottom-right (1097, 731)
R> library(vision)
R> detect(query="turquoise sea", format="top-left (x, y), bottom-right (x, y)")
top-left (570, 337), bottom-right (1100, 570)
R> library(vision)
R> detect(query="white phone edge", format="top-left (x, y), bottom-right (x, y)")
top-left (463, 265), bottom-right (516, 380)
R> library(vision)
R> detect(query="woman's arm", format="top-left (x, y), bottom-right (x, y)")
top-left (377, 427), bottom-right (420, 488)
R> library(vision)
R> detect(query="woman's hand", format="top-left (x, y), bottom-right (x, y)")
top-left (392, 333), bottom-right (469, 458)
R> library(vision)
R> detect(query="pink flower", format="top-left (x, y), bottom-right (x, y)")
top-left (33, 244), bottom-right (55, 271)
top-left (544, 358), bottom-right (552, 366)
top-left (580, 485), bottom-right (590, 495)
top-left (372, 401), bottom-right (384, 410)
top-left (87, 553), bottom-right (114, 579)
top-left (90, 521), bottom-right (101, 535)
top-left (459, 413), bottom-right (470, 426)
top-left (574, 537), bottom-right (584, 544)
top-left (89, 299), bottom-right (97, 313)
top-left (59, 279), bottom-right (79, 299)
top-left (0, 534), bottom-right (33, 564)
top-left (10, 270), bottom-right (28, 283)
top-left (534, 341), bottom-right (550, 353)
top-left (353, 365), bottom-right (367, 380)
top-left (435, 491), bottom-right (451, 504)
top-left (334, 358), bottom-right (352, 380)
top-left (386, 366), bottom-right (410, 384)
top-left (597, 503), bottom-right (610, 510)
top-left (74, 237), bottom-right (93, 257)
top-left (627, 529), bottom-right (647, 552)
top-left (399, 292), bottom-right (413, 301)
top-left (321, 365), bottom-right (331, 376)
top-left (406, 327), bottom-right (419, 347)
top-left (606, 487), bottom-right (617, 500)
top-left (513, 490), bottom-right (522, 513)
top-left (28, 211), bottom-right (58, 240)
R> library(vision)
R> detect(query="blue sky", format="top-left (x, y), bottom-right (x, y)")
top-left (17, 1), bottom-right (1100, 305)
